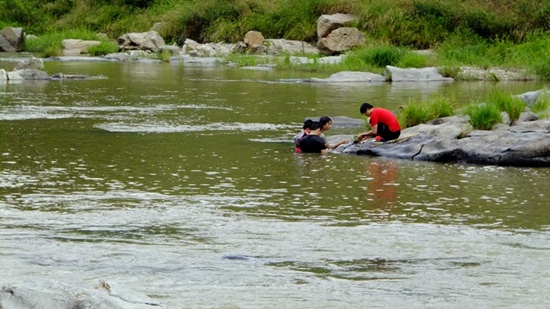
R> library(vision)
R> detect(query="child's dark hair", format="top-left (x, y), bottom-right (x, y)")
top-left (310, 121), bottom-right (323, 131)
top-left (360, 103), bottom-right (374, 114)
top-left (319, 116), bottom-right (332, 126)
top-left (303, 119), bottom-right (313, 129)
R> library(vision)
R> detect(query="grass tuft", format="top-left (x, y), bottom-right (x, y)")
top-left (398, 95), bottom-right (456, 128)
top-left (88, 41), bottom-right (118, 56)
top-left (484, 89), bottom-right (526, 123)
top-left (531, 90), bottom-right (550, 119)
top-left (464, 102), bottom-right (502, 130)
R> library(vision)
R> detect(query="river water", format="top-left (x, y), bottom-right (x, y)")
top-left (1, 58), bottom-right (549, 308)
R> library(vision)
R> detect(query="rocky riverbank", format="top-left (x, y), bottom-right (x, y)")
top-left (327, 91), bottom-right (550, 167)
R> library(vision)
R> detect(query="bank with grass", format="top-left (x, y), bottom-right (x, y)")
top-left (2, 0), bottom-right (550, 79)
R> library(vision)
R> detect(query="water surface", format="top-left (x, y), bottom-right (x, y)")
top-left (1, 59), bottom-right (549, 308)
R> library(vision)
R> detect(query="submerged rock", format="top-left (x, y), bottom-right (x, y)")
top-left (0, 278), bottom-right (163, 309)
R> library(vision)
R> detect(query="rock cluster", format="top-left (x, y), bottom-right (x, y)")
top-left (0, 58), bottom-right (105, 82)
top-left (316, 13), bottom-right (366, 55)
top-left (328, 89), bottom-right (550, 167)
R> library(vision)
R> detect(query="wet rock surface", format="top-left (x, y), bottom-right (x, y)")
top-left (330, 112), bottom-right (550, 167)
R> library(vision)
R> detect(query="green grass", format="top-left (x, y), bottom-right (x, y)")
top-left (435, 31), bottom-right (550, 78)
top-left (4, 0), bottom-right (550, 45)
top-left (22, 28), bottom-right (109, 57)
top-left (531, 90), bottom-right (550, 119)
top-left (464, 102), bottom-right (502, 130)
top-left (225, 54), bottom-right (270, 67)
top-left (397, 100), bottom-right (433, 128)
top-left (397, 95), bottom-right (456, 128)
top-left (484, 89), bottom-right (526, 123)
top-left (6, 0), bottom-right (550, 80)
top-left (397, 52), bottom-right (430, 68)
top-left (88, 41), bottom-right (118, 56)
top-left (156, 49), bottom-right (173, 62)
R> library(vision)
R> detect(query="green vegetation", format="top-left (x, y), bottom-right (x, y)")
top-left (396, 89), bottom-right (533, 130)
top-left (3, 0), bottom-right (548, 45)
top-left (531, 91), bottom-right (550, 119)
top-left (225, 54), bottom-right (269, 67)
top-left (464, 102), bottom-right (502, 130)
top-left (484, 89), bottom-right (526, 123)
top-left (88, 41), bottom-right (119, 56)
top-left (344, 45), bottom-right (431, 69)
top-left (397, 95), bottom-right (456, 128)
top-left (2, 0), bottom-right (550, 77)
top-left (22, 29), bottom-right (114, 57)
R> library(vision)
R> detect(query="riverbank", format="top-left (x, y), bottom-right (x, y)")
top-left (3, 0), bottom-right (550, 80)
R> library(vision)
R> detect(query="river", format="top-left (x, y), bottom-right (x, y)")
top-left (1, 58), bottom-right (549, 308)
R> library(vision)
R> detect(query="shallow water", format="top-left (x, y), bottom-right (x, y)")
top-left (1, 59), bottom-right (549, 308)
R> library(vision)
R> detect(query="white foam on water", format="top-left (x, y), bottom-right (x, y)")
top-left (96, 122), bottom-right (294, 133)
top-left (0, 104), bottom-right (233, 121)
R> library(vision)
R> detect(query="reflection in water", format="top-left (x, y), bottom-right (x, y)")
top-left (364, 159), bottom-right (399, 205)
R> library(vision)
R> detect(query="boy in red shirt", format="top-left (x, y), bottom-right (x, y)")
top-left (357, 102), bottom-right (401, 142)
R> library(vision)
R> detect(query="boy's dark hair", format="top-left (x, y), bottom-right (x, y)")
top-left (303, 119), bottom-right (313, 129)
top-left (310, 121), bottom-right (323, 131)
top-left (360, 103), bottom-right (374, 114)
top-left (319, 116), bottom-right (332, 126)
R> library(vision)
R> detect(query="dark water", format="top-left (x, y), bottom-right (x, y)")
top-left (1, 59), bottom-right (549, 308)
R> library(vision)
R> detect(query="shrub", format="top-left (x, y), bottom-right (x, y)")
top-left (397, 52), bottom-right (429, 68)
top-left (436, 30), bottom-right (490, 67)
top-left (370, 45), bottom-right (404, 67)
top-left (485, 89), bottom-right (526, 123)
top-left (88, 41), bottom-right (118, 56)
top-left (438, 66), bottom-right (461, 79)
top-left (464, 102), bottom-right (502, 130)
top-left (0, 0), bottom-right (53, 33)
top-left (397, 95), bottom-right (456, 128)
top-left (22, 29), bottom-right (103, 53)
top-left (398, 99), bottom-right (432, 128)
top-left (532, 61), bottom-right (550, 80)
top-left (428, 95), bottom-right (456, 118)
top-left (343, 45), bottom-right (406, 69)
top-left (42, 45), bottom-right (63, 58)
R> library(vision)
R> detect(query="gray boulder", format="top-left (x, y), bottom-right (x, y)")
top-left (384, 66), bottom-right (454, 82)
top-left (317, 13), bottom-right (358, 39)
top-left (317, 27), bottom-right (366, 56)
top-left (244, 30), bottom-right (264, 48)
top-left (0, 58), bottom-right (106, 82)
top-left (264, 39), bottom-right (319, 55)
top-left (307, 71), bottom-right (386, 83)
top-left (182, 39), bottom-right (234, 57)
top-left (14, 57), bottom-right (44, 70)
top-left (118, 31), bottom-right (165, 52)
top-left (316, 13), bottom-right (364, 56)
top-left (62, 39), bottom-right (102, 55)
top-left (0, 27), bottom-right (24, 52)
top-left (514, 87), bottom-right (549, 106)
top-left (7, 69), bottom-right (50, 80)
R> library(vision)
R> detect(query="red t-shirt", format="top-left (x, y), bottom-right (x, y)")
top-left (369, 108), bottom-right (400, 132)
